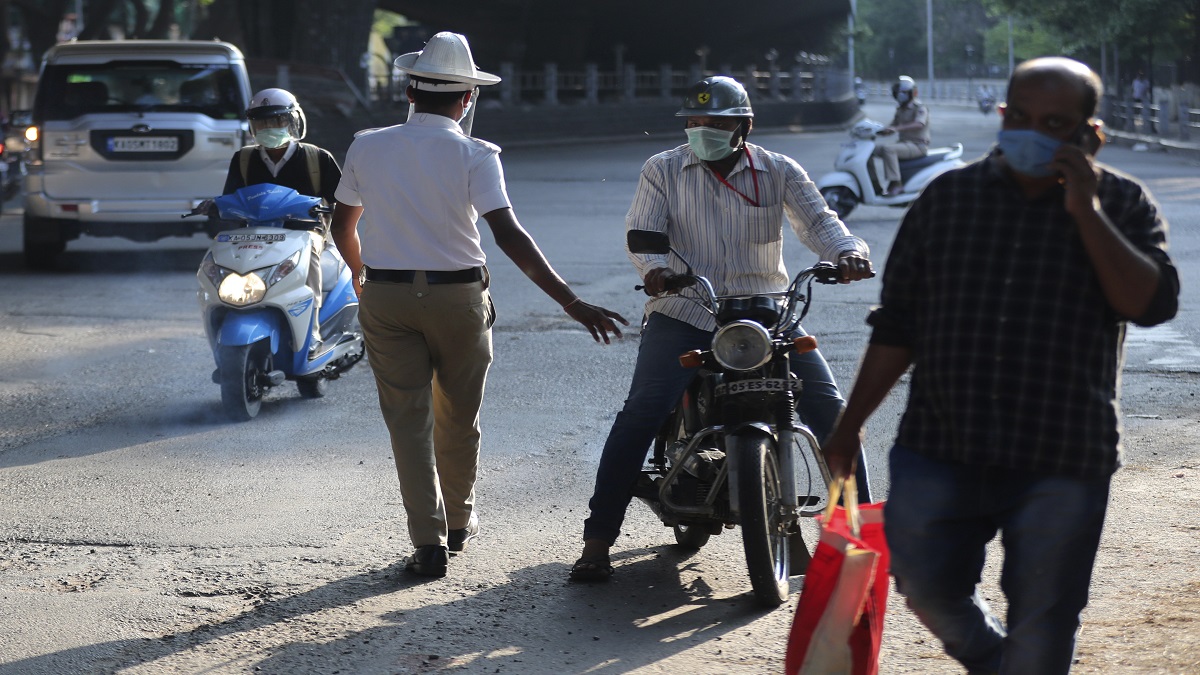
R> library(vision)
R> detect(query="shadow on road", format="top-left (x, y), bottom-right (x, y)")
top-left (0, 247), bottom-right (208, 275)
top-left (0, 546), bottom-right (794, 674)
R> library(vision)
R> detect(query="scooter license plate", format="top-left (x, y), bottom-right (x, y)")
top-left (219, 233), bottom-right (286, 243)
top-left (716, 378), bottom-right (796, 396)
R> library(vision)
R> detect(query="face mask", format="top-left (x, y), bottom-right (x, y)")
top-left (685, 125), bottom-right (739, 161)
top-left (894, 91), bottom-right (912, 104)
top-left (996, 128), bottom-right (1063, 177)
top-left (255, 128), bottom-right (291, 149)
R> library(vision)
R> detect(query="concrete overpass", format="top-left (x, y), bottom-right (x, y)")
top-left (376, 0), bottom-right (851, 70)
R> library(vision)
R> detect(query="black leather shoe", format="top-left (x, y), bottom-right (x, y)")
top-left (447, 514), bottom-right (480, 553)
top-left (404, 545), bottom-right (448, 577)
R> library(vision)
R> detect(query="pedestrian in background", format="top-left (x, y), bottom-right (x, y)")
top-left (331, 32), bottom-right (627, 578)
top-left (824, 57), bottom-right (1179, 674)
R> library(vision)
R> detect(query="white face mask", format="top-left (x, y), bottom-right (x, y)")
top-left (895, 90), bottom-right (913, 105)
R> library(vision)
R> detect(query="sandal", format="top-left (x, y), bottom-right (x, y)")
top-left (569, 554), bottom-right (614, 582)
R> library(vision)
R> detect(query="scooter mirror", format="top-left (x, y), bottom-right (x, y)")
top-left (627, 229), bottom-right (670, 255)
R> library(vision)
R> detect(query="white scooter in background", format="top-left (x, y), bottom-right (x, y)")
top-left (815, 119), bottom-right (965, 219)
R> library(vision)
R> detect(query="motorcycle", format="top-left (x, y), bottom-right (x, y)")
top-left (189, 184), bottom-right (364, 421)
top-left (816, 119), bottom-right (965, 219)
top-left (627, 229), bottom-right (840, 608)
top-left (977, 88), bottom-right (996, 115)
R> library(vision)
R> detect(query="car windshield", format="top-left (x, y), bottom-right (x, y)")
top-left (36, 61), bottom-right (244, 120)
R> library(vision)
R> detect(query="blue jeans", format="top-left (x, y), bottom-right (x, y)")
top-left (885, 443), bottom-right (1112, 675)
top-left (583, 313), bottom-right (871, 545)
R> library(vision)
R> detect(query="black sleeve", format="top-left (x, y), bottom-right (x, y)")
top-left (317, 149), bottom-right (343, 205)
top-left (221, 152), bottom-right (244, 195)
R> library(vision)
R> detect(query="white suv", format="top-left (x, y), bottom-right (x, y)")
top-left (21, 40), bottom-right (252, 268)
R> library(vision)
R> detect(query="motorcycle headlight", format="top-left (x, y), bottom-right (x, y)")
top-left (218, 271), bottom-right (267, 306)
top-left (712, 320), bottom-right (773, 371)
top-left (266, 250), bottom-right (301, 287)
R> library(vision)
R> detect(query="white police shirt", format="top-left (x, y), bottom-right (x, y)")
top-left (334, 113), bottom-right (512, 271)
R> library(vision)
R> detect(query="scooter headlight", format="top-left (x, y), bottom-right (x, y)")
top-left (712, 320), bottom-right (773, 371)
top-left (199, 252), bottom-right (229, 289)
top-left (218, 271), bottom-right (267, 306)
top-left (266, 250), bottom-right (301, 287)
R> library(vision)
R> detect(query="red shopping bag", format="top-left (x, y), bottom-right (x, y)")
top-left (785, 477), bottom-right (889, 675)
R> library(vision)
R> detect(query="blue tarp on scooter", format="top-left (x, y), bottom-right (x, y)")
top-left (213, 184), bottom-right (321, 228)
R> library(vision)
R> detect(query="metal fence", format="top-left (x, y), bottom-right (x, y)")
top-left (1103, 96), bottom-right (1200, 141)
top-left (376, 62), bottom-right (853, 108)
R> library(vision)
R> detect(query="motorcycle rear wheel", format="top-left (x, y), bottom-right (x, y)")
top-left (735, 430), bottom-right (790, 607)
top-left (219, 341), bottom-right (271, 421)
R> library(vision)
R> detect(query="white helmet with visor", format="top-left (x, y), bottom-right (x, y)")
top-left (247, 88), bottom-right (306, 148)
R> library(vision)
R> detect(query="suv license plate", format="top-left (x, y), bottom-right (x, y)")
top-left (109, 137), bottom-right (179, 152)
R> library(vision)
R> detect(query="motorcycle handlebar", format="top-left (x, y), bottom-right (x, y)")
top-left (634, 274), bottom-right (698, 295)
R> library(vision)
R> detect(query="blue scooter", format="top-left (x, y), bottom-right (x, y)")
top-left (191, 184), bottom-right (364, 421)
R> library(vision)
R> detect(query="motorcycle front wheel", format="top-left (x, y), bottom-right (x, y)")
top-left (218, 341), bottom-right (271, 421)
top-left (734, 430), bottom-right (790, 607)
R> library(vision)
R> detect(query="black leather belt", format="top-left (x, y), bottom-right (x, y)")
top-left (364, 266), bottom-right (484, 284)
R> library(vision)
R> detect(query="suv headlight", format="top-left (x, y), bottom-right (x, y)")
top-left (712, 320), bottom-right (773, 371)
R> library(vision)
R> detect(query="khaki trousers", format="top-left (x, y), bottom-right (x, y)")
top-left (872, 140), bottom-right (927, 185)
top-left (359, 274), bottom-right (494, 547)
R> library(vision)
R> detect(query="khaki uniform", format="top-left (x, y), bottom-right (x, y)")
top-left (873, 101), bottom-right (931, 186)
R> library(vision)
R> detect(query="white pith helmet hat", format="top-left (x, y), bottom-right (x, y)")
top-left (394, 31), bottom-right (501, 92)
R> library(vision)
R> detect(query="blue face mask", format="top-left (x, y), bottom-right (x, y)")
top-left (996, 129), bottom-right (1063, 177)
top-left (686, 125), bottom-right (740, 161)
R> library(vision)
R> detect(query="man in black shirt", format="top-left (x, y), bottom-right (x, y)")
top-left (823, 57), bottom-right (1179, 673)
top-left (223, 88), bottom-right (342, 354)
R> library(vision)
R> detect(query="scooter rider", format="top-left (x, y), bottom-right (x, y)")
top-left (222, 88), bottom-right (343, 354)
top-left (873, 75), bottom-right (930, 196)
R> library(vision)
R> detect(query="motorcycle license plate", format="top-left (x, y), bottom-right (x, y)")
top-left (108, 136), bottom-right (179, 152)
top-left (219, 233), bottom-right (286, 243)
top-left (716, 378), bottom-right (797, 396)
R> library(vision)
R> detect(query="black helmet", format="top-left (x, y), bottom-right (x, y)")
top-left (676, 76), bottom-right (754, 118)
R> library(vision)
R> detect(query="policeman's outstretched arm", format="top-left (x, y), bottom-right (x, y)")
top-left (482, 207), bottom-right (628, 344)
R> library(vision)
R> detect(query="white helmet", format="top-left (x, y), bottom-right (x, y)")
top-left (246, 88), bottom-right (306, 142)
top-left (892, 76), bottom-right (917, 100)
top-left (393, 31), bottom-right (501, 92)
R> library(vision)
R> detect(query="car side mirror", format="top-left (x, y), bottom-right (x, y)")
top-left (627, 229), bottom-right (670, 255)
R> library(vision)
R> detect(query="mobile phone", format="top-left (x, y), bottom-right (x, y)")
top-left (1074, 122), bottom-right (1104, 155)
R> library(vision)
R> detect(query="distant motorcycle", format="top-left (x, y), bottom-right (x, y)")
top-left (977, 88), bottom-right (996, 115)
top-left (816, 119), bottom-right (965, 219)
top-left (189, 184), bottom-right (364, 421)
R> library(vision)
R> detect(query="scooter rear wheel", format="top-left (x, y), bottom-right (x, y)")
top-left (219, 341), bottom-right (271, 421)
top-left (297, 376), bottom-right (327, 399)
top-left (820, 186), bottom-right (858, 220)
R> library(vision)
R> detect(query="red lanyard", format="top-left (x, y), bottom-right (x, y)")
top-left (711, 150), bottom-right (759, 206)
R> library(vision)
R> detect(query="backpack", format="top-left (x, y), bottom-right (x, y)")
top-left (238, 142), bottom-right (322, 198)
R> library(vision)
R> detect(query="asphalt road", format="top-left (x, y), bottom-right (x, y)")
top-left (0, 102), bottom-right (1197, 674)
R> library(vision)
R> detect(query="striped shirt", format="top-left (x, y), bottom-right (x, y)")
top-left (627, 143), bottom-right (868, 331)
top-left (869, 153), bottom-right (1179, 479)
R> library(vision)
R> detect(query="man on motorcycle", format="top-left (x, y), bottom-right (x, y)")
top-left (570, 75), bottom-right (876, 582)
top-left (873, 75), bottom-right (930, 196)
top-left (222, 88), bottom-right (342, 354)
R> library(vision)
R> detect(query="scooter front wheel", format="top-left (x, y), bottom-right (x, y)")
top-left (219, 341), bottom-right (271, 421)
top-left (820, 186), bottom-right (858, 220)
